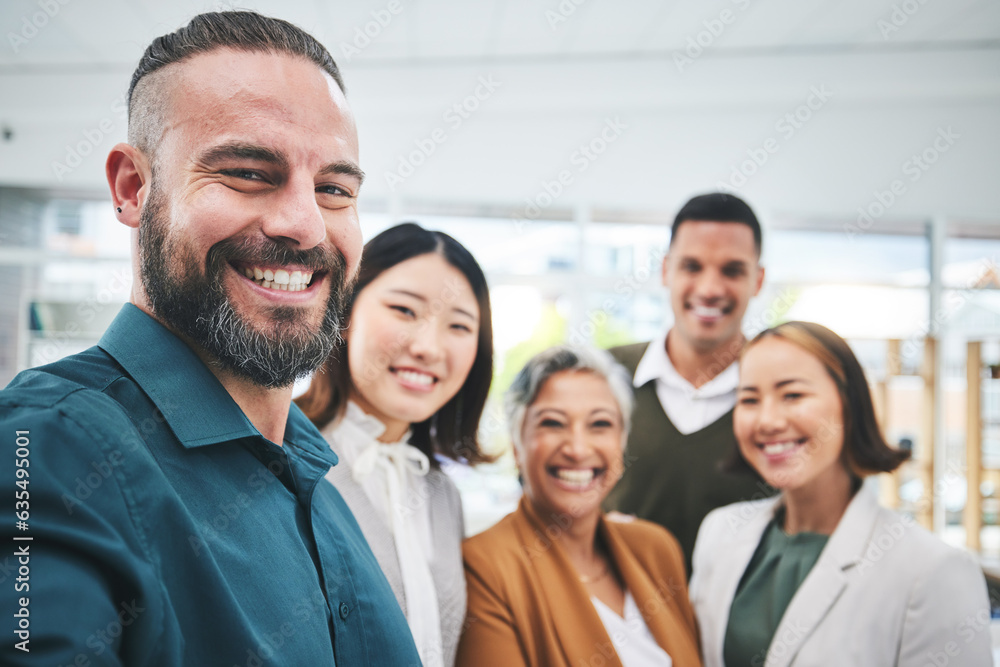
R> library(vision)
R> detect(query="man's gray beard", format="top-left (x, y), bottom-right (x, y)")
top-left (137, 187), bottom-right (348, 389)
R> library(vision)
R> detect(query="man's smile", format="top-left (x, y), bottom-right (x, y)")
top-left (234, 263), bottom-right (317, 292)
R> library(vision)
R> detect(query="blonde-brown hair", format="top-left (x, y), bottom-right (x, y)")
top-left (731, 321), bottom-right (909, 478)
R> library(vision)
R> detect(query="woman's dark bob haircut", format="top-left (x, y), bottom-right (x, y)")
top-left (727, 321), bottom-right (909, 478)
top-left (296, 222), bottom-right (494, 465)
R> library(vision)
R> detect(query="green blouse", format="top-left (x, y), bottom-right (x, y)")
top-left (723, 516), bottom-right (829, 666)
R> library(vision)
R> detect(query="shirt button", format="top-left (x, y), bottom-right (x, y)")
top-left (339, 602), bottom-right (350, 619)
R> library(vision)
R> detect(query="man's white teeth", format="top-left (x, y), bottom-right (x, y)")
top-left (396, 370), bottom-right (434, 386)
top-left (241, 267), bottom-right (313, 292)
top-left (693, 305), bottom-right (723, 318)
top-left (762, 441), bottom-right (798, 456)
top-left (555, 468), bottom-right (595, 485)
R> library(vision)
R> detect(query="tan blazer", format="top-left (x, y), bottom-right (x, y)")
top-left (457, 498), bottom-right (702, 667)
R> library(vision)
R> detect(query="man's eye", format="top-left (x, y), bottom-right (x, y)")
top-left (317, 184), bottom-right (353, 197)
top-left (222, 169), bottom-right (265, 181)
top-left (591, 420), bottom-right (614, 429)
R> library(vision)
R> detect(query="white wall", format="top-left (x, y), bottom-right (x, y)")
top-left (0, 0), bottom-right (998, 223)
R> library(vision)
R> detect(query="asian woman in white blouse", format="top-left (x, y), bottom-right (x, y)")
top-left (297, 222), bottom-right (494, 667)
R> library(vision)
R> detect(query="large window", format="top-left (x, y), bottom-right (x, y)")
top-left (4, 187), bottom-right (999, 538)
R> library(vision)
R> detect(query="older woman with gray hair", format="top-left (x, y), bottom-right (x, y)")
top-left (456, 346), bottom-right (702, 667)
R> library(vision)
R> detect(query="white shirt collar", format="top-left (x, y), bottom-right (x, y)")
top-left (336, 401), bottom-right (412, 460)
top-left (633, 328), bottom-right (740, 399)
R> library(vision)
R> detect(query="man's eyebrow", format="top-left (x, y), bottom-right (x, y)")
top-left (197, 143), bottom-right (288, 169)
top-left (319, 160), bottom-right (365, 185)
top-left (196, 143), bottom-right (365, 185)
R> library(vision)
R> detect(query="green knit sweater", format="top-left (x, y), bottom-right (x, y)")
top-left (603, 341), bottom-right (775, 577)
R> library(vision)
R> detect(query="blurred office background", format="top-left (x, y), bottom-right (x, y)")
top-left (2, 0), bottom-right (1000, 582)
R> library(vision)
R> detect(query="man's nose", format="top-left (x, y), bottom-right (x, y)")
top-left (261, 175), bottom-right (326, 249)
top-left (694, 270), bottom-right (726, 300)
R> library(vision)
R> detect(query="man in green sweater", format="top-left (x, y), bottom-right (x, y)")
top-left (604, 192), bottom-right (773, 576)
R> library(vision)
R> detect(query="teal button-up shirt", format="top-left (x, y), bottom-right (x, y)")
top-left (0, 304), bottom-right (420, 666)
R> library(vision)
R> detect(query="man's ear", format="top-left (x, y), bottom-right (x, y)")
top-left (661, 254), bottom-right (671, 288)
top-left (753, 264), bottom-right (765, 297)
top-left (106, 143), bottom-right (151, 229)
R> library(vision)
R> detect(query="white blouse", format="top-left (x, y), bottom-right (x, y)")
top-left (326, 401), bottom-right (443, 667)
top-left (591, 591), bottom-right (673, 667)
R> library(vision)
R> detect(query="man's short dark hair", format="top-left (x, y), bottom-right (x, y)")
top-left (670, 192), bottom-right (762, 255)
top-left (127, 11), bottom-right (344, 157)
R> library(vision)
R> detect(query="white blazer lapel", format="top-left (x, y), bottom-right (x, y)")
top-left (700, 499), bottom-right (778, 667)
top-left (765, 490), bottom-right (880, 667)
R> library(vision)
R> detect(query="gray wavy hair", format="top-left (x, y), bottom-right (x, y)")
top-left (504, 345), bottom-right (634, 453)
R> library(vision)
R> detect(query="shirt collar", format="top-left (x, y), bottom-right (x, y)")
top-left (633, 327), bottom-right (740, 398)
top-left (331, 402), bottom-right (412, 463)
top-left (632, 327), bottom-right (671, 388)
top-left (98, 303), bottom-right (336, 467)
top-left (284, 402), bottom-right (339, 468)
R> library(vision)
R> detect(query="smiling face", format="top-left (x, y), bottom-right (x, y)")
top-left (516, 370), bottom-right (625, 524)
top-left (135, 48), bottom-right (363, 387)
top-left (663, 220), bottom-right (763, 356)
top-left (735, 336), bottom-right (850, 495)
top-left (345, 253), bottom-right (480, 441)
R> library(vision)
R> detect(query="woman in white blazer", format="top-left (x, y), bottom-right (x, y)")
top-left (689, 321), bottom-right (991, 667)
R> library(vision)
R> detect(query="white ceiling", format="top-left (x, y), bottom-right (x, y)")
top-left (1, 0), bottom-right (998, 224)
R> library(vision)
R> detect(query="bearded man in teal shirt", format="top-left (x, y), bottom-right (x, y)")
top-left (0, 11), bottom-right (420, 666)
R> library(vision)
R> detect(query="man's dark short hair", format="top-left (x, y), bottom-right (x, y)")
top-left (127, 11), bottom-right (344, 156)
top-left (670, 192), bottom-right (762, 255)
